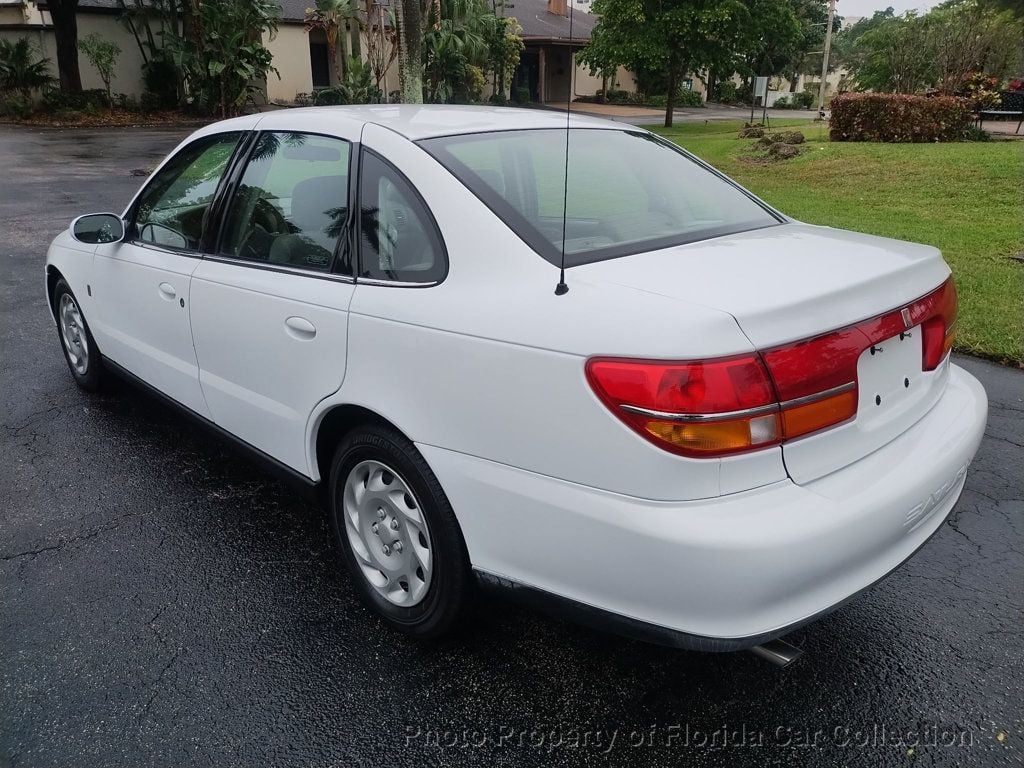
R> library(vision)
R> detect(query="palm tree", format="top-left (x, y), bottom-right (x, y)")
top-left (305, 0), bottom-right (361, 84)
top-left (0, 38), bottom-right (53, 100)
top-left (395, 0), bottom-right (424, 102)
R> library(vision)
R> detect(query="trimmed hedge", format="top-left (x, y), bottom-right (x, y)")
top-left (829, 93), bottom-right (972, 142)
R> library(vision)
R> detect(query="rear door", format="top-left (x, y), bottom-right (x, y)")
top-left (91, 131), bottom-right (244, 417)
top-left (189, 129), bottom-right (357, 474)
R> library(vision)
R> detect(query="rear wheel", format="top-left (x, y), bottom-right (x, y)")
top-left (328, 424), bottom-right (472, 638)
top-left (53, 279), bottom-right (103, 391)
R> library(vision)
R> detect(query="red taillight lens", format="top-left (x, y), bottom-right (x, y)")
top-left (585, 355), bottom-right (781, 457)
top-left (587, 278), bottom-right (956, 458)
top-left (915, 279), bottom-right (957, 370)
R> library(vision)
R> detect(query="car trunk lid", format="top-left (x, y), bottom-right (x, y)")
top-left (575, 223), bottom-right (955, 483)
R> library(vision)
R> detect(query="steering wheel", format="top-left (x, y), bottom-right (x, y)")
top-left (236, 198), bottom-right (288, 261)
top-left (252, 197), bottom-right (288, 235)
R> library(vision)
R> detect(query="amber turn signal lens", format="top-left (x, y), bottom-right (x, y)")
top-left (642, 413), bottom-right (781, 455)
top-left (780, 389), bottom-right (857, 439)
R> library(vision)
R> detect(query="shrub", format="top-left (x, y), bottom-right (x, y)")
top-left (793, 90), bottom-right (815, 109)
top-left (676, 88), bottom-right (703, 107)
top-left (773, 95), bottom-right (790, 108)
top-left (829, 93), bottom-right (972, 142)
top-left (78, 33), bottom-right (121, 107)
top-left (313, 58), bottom-right (381, 106)
top-left (41, 87), bottom-right (107, 112)
top-left (716, 80), bottom-right (739, 103)
top-left (1, 93), bottom-right (33, 119)
top-left (0, 37), bottom-right (52, 100)
top-left (961, 125), bottom-right (991, 141)
top-left (512, 86), bottom-right (530, 104)
top-left (142, 54), bottom-right (179, 110)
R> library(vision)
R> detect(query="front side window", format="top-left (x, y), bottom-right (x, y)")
top-left (132, 132), bottom-right (242, 251)
top-left (220, 132), bottom-right (351, 272)
top-left (419, 129), bottom-right (781, 267)
top-left (358, 150), bottom-right (446, 284)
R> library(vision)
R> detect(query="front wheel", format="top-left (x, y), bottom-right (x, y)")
top-left (53, 279), bottom-right (103, 392)
top-left (328, 424), bottom-right (472, 638)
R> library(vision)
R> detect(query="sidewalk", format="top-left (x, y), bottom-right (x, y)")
top-left (543, 100), bottom-right (819, 126)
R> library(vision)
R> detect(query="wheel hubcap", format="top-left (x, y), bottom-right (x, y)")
top-left (342, 460), bottom-right (433, 607)
top-left (58, 293), bottom-right (89, 375)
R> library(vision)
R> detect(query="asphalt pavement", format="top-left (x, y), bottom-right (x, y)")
top-left (1, 125), bottom-right (1022, 768)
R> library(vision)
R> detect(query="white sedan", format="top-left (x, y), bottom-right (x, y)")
top-left (45, 106), bottom-right (987, 657)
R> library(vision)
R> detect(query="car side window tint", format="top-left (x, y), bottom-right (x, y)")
top-left (133, 132), bottom-right (242, 251)
top-left (358, 151), bottom-right (446, 284)
top-left (220, 132), bottom-right (350, 272)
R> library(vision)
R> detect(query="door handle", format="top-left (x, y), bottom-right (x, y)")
top-left (284, 316), bottom-right (317, 340)
top-left (158, 282), bottom-right (177, 300)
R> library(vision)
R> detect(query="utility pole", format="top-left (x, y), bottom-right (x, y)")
top-left (817, 0), bottom-right (836, 116)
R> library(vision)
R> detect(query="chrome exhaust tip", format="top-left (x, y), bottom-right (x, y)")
top-left (749, 638), bottom-right (803, 667)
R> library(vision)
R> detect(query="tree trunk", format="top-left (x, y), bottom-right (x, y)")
top-left (350, 19), bottom-right (362, 62)
top-left (396, 0), bottom-right (423, 103)
top-left (664, 58), bottom-right (678, 128)
top-left (49, 0), bottom-right (83, 93)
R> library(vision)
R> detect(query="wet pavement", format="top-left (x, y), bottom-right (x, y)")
top-left (1, 126), bottom-right (1022, 768)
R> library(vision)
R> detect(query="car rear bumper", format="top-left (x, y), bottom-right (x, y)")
top-left (419, 363), bottom-right (987, 650)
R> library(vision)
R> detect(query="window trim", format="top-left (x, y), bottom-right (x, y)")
top-left (124, 130), bottom-right (249, 259)
top-left (354, 146), bottom-right (449, 288)
top-left (417, 127), bottom-right (786, 269)
top-left (209, 130), bottom-right (356, 277)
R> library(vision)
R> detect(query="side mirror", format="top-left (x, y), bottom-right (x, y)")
top-left (71, 213), bottom-right (125, 244)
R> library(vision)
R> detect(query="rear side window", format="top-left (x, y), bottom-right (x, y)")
top-left (357, 150), bottom-right (446, 284)
top-left (220, 132), bottom-right (351, 272)
top-left (132, 132), bottom-right (242, 251)
top-left (419, 129), bottom-right (780, 267)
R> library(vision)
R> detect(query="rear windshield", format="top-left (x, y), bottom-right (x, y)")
top-left (419, 128), bottom-right (780, 267)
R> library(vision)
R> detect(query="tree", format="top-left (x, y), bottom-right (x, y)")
top-left (396, 0), bottom-right (424, 102)
top-left (364, 0), bottom-right (399, 95)
top-left (78, 33), bottom-right (121, 107)
top-left (47, 0), bottom-right (83, 92)
top-left (0, 38), bottom-right (53, 100)
top-left (838, 0), bottom-right (1020, 94)
top-left (305, 0), bottom-right (362, 84)
top-left (165, 0), bottom-right (279, 116)
top-left (733, 0), bottom-right (803, 84)
top-left (582, 0), bottom-right (749, 127)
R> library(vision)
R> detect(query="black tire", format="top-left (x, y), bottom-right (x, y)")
top-left (52, 278), bottom-right (104, 392)
top-left (328, 424), bottom-right (472, 638)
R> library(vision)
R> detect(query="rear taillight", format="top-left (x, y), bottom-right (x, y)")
top-left (585, 356), bottom-right (781, 457)
top-left (914, 279), bottom-right (957, 370)
top-left (586, 277), bottom-right (956, 458)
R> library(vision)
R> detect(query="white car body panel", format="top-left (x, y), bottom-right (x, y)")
top-left (90, 240), bottom-right (210, 418)
top-left (190, 261), bottom-right (355, 473)
top-left (43, 106), bottom-right (988, 647)
top-left (423, 363), bottom-right (986, 640)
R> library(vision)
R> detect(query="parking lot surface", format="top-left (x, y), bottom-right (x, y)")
top-left (1, 126), bottom-right (1022, 767)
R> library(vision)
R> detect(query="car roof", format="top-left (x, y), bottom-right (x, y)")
top-left (192, 105), bottom-right (630, 142)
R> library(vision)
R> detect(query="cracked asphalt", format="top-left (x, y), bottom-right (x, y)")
top-left (1, 126), bottom-right (1022, 768)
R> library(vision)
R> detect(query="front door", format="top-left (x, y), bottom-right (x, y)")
top-left (91, 131), bottom-right (245, 418)
top-left (189, 130), bottom-right (356, 474)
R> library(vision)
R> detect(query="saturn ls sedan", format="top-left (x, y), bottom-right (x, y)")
top-left (45, 106), bottom-right (987, 653)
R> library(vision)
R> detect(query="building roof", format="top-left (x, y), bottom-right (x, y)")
top-left (501, 0), bottom-right (594, 42)
top-left (41, 0), bottom-right (595, 39)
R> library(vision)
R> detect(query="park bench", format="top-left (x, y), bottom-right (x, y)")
top-left (978, 90), bottom-right (1023, 134)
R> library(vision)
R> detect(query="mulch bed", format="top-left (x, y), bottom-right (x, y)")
top-left (0, 109), bottom-right (214, 128)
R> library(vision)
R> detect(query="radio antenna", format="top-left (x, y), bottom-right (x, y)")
top-left (554, 0), bottom-right (575, 296)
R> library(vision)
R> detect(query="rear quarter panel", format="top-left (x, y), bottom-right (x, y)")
top-left (309, 124), bottom-right (787, 500)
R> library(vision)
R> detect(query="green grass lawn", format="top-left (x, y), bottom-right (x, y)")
top-left (653, 120), bottom-right (1024, 365)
